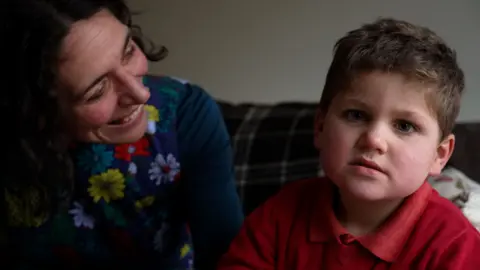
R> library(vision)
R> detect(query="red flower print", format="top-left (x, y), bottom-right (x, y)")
top-left (52, 246), bottom-right (81, 263)
top-left (109, 228), bottom-right (133, 247)
top-left (108, 228), bottom-right (140, 258)
top-left (115, 137), bottom-right (150, 161)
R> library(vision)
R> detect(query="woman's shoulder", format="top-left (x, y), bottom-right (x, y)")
top-left (143, 74), bottom-right (189, 91)
top-left (143, 74), bottom-right (215, 104)
top-left (143, 74), bottom-right (221, 124)
top-left (142, 75), bottom-right (185, 108)
top-left (143, 75), bottom-right (229, 161)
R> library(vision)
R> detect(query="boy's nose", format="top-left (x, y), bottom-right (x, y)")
top-left (357, 125), bottom-right (388, 154)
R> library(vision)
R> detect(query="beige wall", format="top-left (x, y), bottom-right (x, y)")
top-left (128, 0), bottom-right (480, 122)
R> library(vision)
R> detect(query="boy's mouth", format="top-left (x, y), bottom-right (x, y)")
top-left (349, 158), bottom-right (385, 174)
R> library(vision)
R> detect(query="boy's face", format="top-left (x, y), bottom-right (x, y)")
top-left (315, 71), bottom-right (454, 201)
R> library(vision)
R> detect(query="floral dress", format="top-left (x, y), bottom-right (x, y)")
top-left (5, 76), bottom-right (194, 269)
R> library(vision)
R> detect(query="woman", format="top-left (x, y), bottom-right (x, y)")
top-left (2, 0), bottom-right (243, 268)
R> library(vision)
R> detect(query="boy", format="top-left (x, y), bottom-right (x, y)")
top-left (217, 18), bottom-right (480, 269)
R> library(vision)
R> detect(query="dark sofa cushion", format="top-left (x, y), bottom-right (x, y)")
top-left (217, 101), bottom-right (322, 214)
top-left (449, 123), bottom-right (480, 182)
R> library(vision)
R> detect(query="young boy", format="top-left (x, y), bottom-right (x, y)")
top-left (217, 18), bottom-right (480, 269)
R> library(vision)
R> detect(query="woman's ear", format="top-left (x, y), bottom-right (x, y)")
top-left (314, 109), bottom-right (324, 150)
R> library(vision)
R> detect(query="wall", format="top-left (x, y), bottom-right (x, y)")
top-left (128, 0), bottom-right (480, 122)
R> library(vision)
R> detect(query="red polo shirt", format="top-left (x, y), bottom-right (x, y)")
top-left (218, 177), bottom-right (480, 269)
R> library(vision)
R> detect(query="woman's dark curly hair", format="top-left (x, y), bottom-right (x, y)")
top-left (1, 0), bottom-right (167, 225)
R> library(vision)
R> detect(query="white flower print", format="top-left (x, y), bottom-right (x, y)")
top-left (147, 120), bottom-right (156, 135)
top-left (128, 162), bottom-right (137, 175)
top-left (153, 222), bottom-right (170, 252)
top-left (149, 153), bottom-right (180, 186)
top-left (68, 202), bottom-right (95, 229)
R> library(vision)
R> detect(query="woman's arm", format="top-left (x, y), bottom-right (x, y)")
top-left (176, 82), bottom-right (244, 269)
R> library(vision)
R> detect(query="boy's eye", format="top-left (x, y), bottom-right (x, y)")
top-left (343, 109), bottom-right (366, 122)
top-left (394, 120), bottom-right (416, 133)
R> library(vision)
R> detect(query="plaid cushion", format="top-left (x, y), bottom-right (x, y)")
top-left (217, 101), bottom-right (323, 214)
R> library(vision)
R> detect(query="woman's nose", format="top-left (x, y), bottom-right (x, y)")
top-left (114, 67), bottom-right (150, 106)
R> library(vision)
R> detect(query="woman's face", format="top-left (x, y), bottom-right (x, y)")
top-left (56, 9), bottom-right (150, 144)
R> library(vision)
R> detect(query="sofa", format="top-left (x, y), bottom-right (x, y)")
top-left (216, 100), bottom-right (480, 217)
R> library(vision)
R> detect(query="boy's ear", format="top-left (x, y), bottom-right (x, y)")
top-left (429, 133), bottom-right (455, 176)
top-left (314, 109), bottom-right (324, 150)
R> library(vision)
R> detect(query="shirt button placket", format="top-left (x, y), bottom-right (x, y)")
top-left (337, 234), bottom-right (357, 266)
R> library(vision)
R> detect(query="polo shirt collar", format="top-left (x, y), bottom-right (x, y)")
top-left (309, 178), bottom-right (433, 262)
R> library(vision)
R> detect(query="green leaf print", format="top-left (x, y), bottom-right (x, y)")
top-left (50, 213), bottom-right (76, 245)
top-left (103, 204), bottom-right (127, 227)
top-left (125, 175), bottom-right (140, 193)
top-left (159, 87), bottom-right (179, 99)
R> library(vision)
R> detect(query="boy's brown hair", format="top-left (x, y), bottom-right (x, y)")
top-left (319, 18), bottom-right (464, 139)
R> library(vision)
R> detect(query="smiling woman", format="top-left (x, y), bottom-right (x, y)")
top-left (58, 10), bottom-right (151, 144)
top-left (2, 0), bottom-right (243, 268)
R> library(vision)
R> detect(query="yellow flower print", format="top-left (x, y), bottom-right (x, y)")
top-left (144, 105), bottom-right (160, 122)
top-left (180, 243), bottom-right (192, 259)
top-left (88, 169), bottom-right (125, 203)
top-left (135, 196), bottom-right (155, 211)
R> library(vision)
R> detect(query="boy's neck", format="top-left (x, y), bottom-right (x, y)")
top-left (334, 188), bottom-right (404, 236)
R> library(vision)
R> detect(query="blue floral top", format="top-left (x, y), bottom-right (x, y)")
top-left (4, 76), bottom-right (244, 269)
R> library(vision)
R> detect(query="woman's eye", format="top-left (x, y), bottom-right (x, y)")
top-left (394, 120), bottom-right (416, 133)
top-left (86, 79), bottom-right (107, 103)
top-left (123, 43), bottom-right (135, 62)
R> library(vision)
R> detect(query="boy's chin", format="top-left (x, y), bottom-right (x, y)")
top-left (335, 180), bottom-right (396, 202)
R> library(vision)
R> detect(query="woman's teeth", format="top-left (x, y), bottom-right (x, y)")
top-left (110, 106), bottom-right (142, 125)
